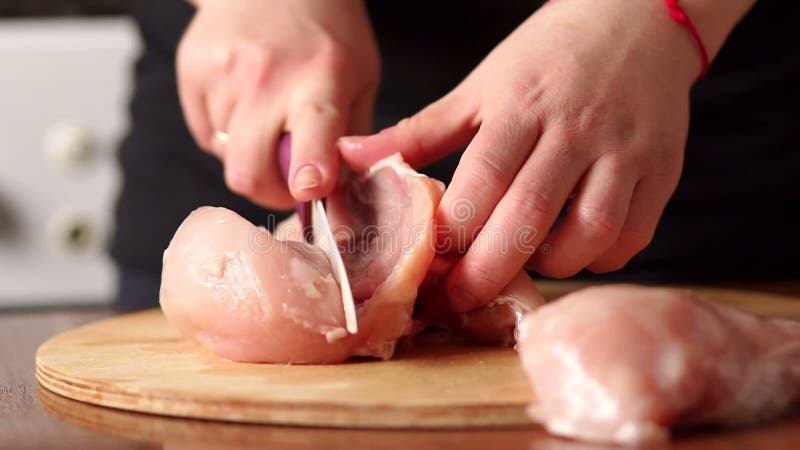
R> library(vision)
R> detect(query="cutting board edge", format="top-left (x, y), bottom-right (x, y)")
top-left (35, 364), bottom-right (534, 429)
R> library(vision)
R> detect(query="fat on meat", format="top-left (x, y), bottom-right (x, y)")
top-left (517, 284), bottom-right (800, 445)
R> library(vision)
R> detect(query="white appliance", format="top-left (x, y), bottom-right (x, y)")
top-left (0, 18), bottom-right (140, 307)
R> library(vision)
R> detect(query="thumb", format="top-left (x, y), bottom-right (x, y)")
top-left (338, 89), bottom-right (479, 171)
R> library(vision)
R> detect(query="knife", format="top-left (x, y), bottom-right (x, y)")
top-left (277, 133), bottom-right (358, 335)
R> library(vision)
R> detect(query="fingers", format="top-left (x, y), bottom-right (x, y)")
top-left (338, 89), bottom-right (479, 171)
top-left (526, 152), bottom-right (637, 278)
top-left (445, 130), bottom-right (588, 312)
top-left (224, 93), bottom-right (293, 209)
top-left (436, 110), bottom-right (540, 253)
top-left (286, 71), bottom-right (350, 201)
top-left (177, 40), bottom-right (233, 154)
top-left (198, 50), bottom-right (358, 208)
top-left (201, 44), bottom-right (293, 208)
top-left (205, 81), bottom-right (238, 157)
top-left (177, 82), bottom-right (214, 153)
top-left (347, 84), bottom-right (377, 136)
top-left (587, 173), bottom-right (678, 273)
top-left (497, 270), bottom-right (546, 310)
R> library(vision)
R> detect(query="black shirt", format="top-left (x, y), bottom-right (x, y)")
top-left (111, 0), bottom-right (800, 291)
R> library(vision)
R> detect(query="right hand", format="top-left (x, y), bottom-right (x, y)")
top-left (177, 0), bottom-right (380, 208)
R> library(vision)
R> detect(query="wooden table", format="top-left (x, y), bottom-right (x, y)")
top-left (3, 282), bottom-right (800, 450)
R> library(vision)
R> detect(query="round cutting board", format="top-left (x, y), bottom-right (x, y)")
top-left (36, 309), bottom-right (534, 428)
top-left (36, 283), bottom-right (800, 428)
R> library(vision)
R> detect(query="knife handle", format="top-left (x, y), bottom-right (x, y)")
top-left (277, 133), bottom-right (313, 243)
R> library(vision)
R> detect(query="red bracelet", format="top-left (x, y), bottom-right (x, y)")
top-left (664, 0), bottom-right (710, 80)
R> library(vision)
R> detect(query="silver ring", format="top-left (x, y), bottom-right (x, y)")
top-left (213, 130), bottom-right (230, 145)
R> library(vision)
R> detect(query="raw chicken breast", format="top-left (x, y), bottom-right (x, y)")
top-left (413, 255), bottom-right (546, 345)
top-left (517, 284), bottom-right (800, 445)
top-left (160, 154), bottom-right (443, 364)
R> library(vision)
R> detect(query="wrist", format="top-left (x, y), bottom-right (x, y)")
top-left (676, 0), bottom-right (757, 61)
top-left (606, 0), bottom-right (702, 87)
top-left (548, 0), bottom-right (755, 85)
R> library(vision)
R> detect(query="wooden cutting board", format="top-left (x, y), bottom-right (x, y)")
top-left (35, 283), bottom-right (800, 429)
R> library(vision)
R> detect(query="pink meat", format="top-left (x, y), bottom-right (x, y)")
top-left (413, 255), bottom-right (545, 346)
top-left (160, 154), bottom-right (444, 364)
top-left (517, 284), bottom-right (800, 445)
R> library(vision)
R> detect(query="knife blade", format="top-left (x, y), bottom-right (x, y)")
top-left (277, 133), bottom-right (358, 334)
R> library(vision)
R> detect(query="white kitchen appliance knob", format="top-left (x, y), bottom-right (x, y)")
top-left (46, 208), bottom-right (97, 253)
top-left (42, 121), bottom-right (96, 170)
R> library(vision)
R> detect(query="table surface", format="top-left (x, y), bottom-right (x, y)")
top-left (3, 281), bottom-right (800, 450)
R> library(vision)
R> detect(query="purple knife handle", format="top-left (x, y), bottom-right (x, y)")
top-left (277, 133), bottom-right (313, 243)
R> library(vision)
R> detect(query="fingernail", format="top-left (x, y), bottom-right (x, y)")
top-left (448, 286), bottom-right (480, 313)
top-left (337, 136), bottom-right (365, 150)
top-left (294, 164), bottom-right (321, 190)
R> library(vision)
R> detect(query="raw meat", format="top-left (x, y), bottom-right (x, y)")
top-left (413, 255), bottom-right (545, 345)
top-left (160, 154), bottom-right (444, 364)
top-left (517, 284), bottom-right (800, 445)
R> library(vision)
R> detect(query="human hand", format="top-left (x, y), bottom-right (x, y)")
top-left (339, 0), bottom-right (703, 311)
top-left (178, 0), bottom-right (379, 208)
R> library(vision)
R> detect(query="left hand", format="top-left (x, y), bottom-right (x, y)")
top-left (338, 0), bottom-right (700, 311)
